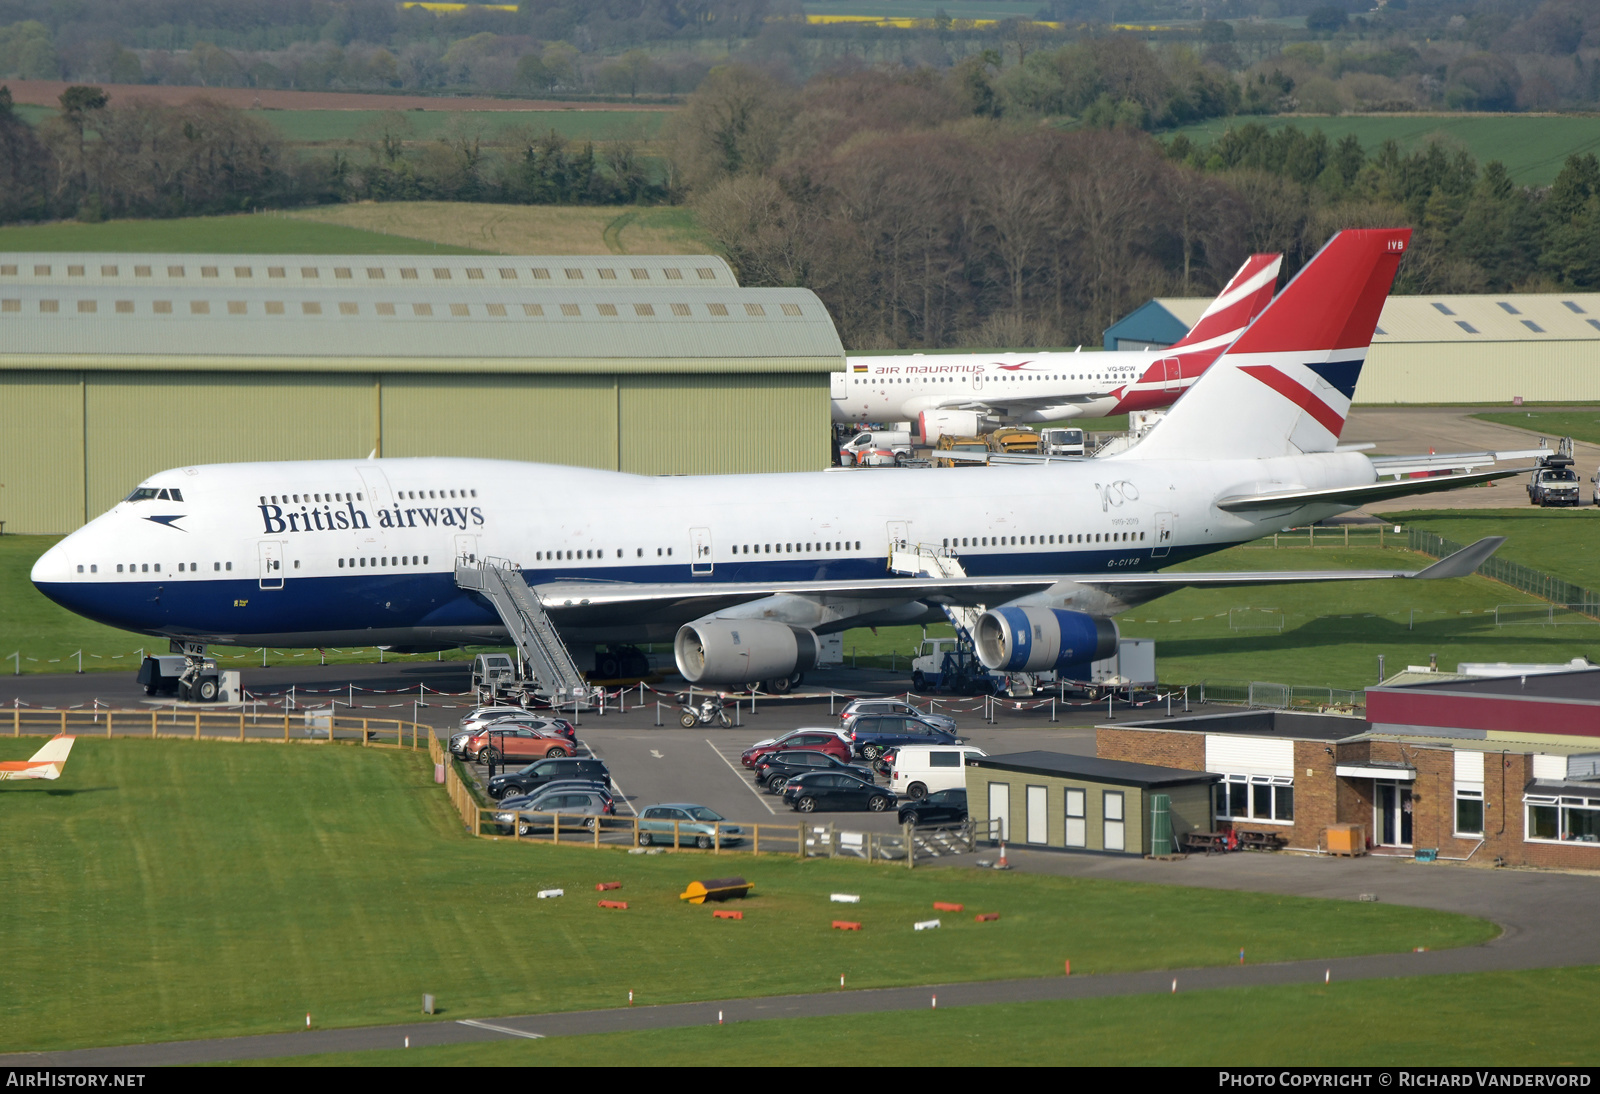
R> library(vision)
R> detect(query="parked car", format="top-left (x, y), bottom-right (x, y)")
top-left (497, 782), bottom-right (615, 814)
top-left (492, 788), bottom-right (615, 834)
top-left (451, 712), bottom-right (575, 756)
top-left (887, 744), bottom-right (987, 800)
top-left (1529, 454), bottom-right (1581, 507)
top-left (466, 725), bottom-right (574, 764)
top-left (782, 771), bottom-right (895, 813)
top-left (739, 728), bottom-right (853, 768)
top-left (898, 788), bottom-right (969, 828)
top-left (843, 714), bottom-right (960, 760)
top-left (837, 698), bottom-right (957, 734)
top-left (756, 749), bottom-right (876, 793)
top-left (636, 804), bottom-right (744, 849)
top-left (487, 757), bottom-right (612, 801)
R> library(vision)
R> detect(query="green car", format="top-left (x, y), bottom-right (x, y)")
top-left (637, 804), bottom-right (744, 849)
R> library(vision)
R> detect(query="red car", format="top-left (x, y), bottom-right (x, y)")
top-left (466, 726), bottom-right (574, 764)
top-left (739, 729), bottom-right (852, 768)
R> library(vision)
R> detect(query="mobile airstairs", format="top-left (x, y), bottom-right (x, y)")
top-left (455, 556), bottom-right (592, 704)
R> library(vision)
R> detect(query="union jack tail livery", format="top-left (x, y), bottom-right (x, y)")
top-left (1126, 229), bottom-right (1409, 462)
top-left (0, 735), bottom-right (76, 781)
top-left (1164, 253), bottom-right (1283, 356)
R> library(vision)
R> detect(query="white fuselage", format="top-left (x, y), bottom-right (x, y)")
top-left (31, 452), bottom-right (1377, 649)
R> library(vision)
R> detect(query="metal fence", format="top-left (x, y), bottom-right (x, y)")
top-left (5, 706), bottom-right (428, 747)
top-left (1409, 529), bottom-right (1600, 619)
top-left (1190, 680), bottom-right (1365, 713)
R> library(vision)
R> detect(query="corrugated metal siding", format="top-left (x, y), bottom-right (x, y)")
top-left (380, 374), bottom-right (619, 470)
top-left (1205, 735), bottom-right (1294, 777)
top-left (1357, 343), bottom-right (1600, 403)
top-left (0, 372), bottom-right (84, 533)
top-left (82, 373), bottom-right (375, 519)
top-left (618, 374), bottom-right (831, 475)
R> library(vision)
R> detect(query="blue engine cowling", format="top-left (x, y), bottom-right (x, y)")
top-left (973, 608), bottom-right (1118, 673)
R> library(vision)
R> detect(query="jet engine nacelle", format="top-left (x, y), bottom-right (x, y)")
top-left (919, 410), bottom-right (996, 443)
top-left (973, 607), bottom-right (1118, 673)
top-left (674, 619), bottom-right (819, 685)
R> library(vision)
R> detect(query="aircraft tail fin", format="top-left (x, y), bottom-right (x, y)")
top-left (27, 734), bottom-right (75, 770)
top-left (1166, 253), bottom-right (1283, 355)
top-left (1122, 229), bottom-right (1409, 462)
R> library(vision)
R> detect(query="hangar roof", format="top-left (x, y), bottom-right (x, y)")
top-left (1144, 293), bottom-right (1600, 347)
top-left (0, 253), bottom-right (843, 372)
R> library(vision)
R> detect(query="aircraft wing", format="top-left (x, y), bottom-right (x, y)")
top-left (1368, 448), bottom-right (1549, 477)
top-left (534, 538), bottom-right (1505, 626)
top-left (1215, 468), bottom-right (1527, 512)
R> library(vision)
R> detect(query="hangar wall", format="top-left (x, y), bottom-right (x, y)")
top-left (2, 370), bottom-right (831, 534)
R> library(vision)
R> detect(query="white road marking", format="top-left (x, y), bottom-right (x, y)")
top-left (706, 737), bottom-right (777, 815)
top-left (580, 739), bottom-right (637, 816)
top-left (457, 1019), bottom-right (544, 1039)
top-left (650, 750), bottom-right (663, 758)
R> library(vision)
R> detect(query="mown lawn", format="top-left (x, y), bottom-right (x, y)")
top-left (0, 737), bottom-right (1493, 1053)
top-left (1380, 508), bottom-right (1600, 593)
top-left (245, 966), bottom-right (1600, 1066)
top-left (0, 212), bottom-right (487, 254)
top-left (1473, 409), bottom-right (1600, 448)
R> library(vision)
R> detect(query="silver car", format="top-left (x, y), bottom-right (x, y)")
top-left (836, 698), bottom-right (957, 734)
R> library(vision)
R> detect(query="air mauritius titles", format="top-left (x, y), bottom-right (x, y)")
top-left (259, 499), bottom-right (485, 534)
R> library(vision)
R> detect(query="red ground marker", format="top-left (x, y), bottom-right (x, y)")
top-left (933, 902), bottom-right (964, 913)
top-left (713, 910), bottom-right (743, 920)
top-left (974, 913), bottom-right (1000, 922)
top-left (832, 920), bottom-right (862, 931)
top-left (595, 882), bottom-right (622, 891)
top-left (598, 900), bottom-right (628, 909)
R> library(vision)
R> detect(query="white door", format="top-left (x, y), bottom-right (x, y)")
top-left (454, 534), bottom-right (479, 564)
top-left (972, 370), bottom-right (984, 391)
top-left (1152, 512), bottom-right (1174, 558)
top-left (1026, 785), bottom-right (1048, 845)
top-left (988, 781), bottom-right (1010, 841)
top-left (690, 527), bottom-right (713, 575)
top-left (258, 540), bottom-right (284, 590)
top-left (886, 520), bottom-right (910, 551)
top-left (356, 465), bottom-right (393, 509)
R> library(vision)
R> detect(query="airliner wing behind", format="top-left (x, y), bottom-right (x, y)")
top-left (0, 735), bottom-right (76, 782)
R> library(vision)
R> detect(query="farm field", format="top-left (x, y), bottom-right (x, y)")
top-left (0, 79), bottom-right (668, 114)
top-left (1474, 409), bottom-right (1600, 448)
top-left (804, 1), bottom-right (1045, 18)
top-left (244, 966), bottom-right (1600, 1066)
top-left (0, 736), bottom-right (1493, 1054)
top-left (1172, 114), bottom-right (1600, 185)
top-left (259, 109), bottom-right (667, 145)
top-left (0, 212), bottom-right (487, 255)
top-left (283, 202), bottom-right (713, 255)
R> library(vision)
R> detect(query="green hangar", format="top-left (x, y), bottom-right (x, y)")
top-left (0, 253), bottom-right (843, 534)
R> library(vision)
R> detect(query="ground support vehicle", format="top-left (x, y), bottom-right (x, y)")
top-left (1529, 448), bottom-right (1581, 506)
top-left (1040, 428), bottom-right (1086, 456)
top-left (636, 804), bottom-right (743, 848)
top-left (137, 654), bottom-right (236, 702)
top-left (589, 644), bottom-right (652, 681)
top-left (932, 435), bottom-right (988, 468)
top-left (987, 427), bottom-right (1040, 454)
top-left (844, 714), bottom-right (960, 760)
top-left (909, 637), bottom-right (1002, 695)
top-left (838, 430), bottom-right (912, 467)
top-left (782, 772), bottom-right (895, 814)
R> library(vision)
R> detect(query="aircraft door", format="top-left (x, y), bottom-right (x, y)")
top-left (258, 540), bottom-right (285, 590)
top-left (972, 370), bottom-right (984, 391)
top-left (1152, 512), bottom-right (1174, 558)
top-left (690, 527), bottom-right (713, 575)
top-left (356, 466), bottom-right (393, 509)
top-left (454, 534), bottom-right (479, 565)
top-left (886, 520), bottom-right (910, 552)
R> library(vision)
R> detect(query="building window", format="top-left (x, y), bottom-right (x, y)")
top-left (1455, 790), bottom-right (1485, 837)
top-left (1103, 791), bottom-right (1125, 852)
top-left (1216, 775), bottom-right (1294, 824)
top-left (1524, 795), bottom-right (1600, 843)
top-left (1064, 788), bottom-right (1086, 847)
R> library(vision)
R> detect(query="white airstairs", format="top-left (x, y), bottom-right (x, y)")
top-left (455, 556), bottom-right (591, 703)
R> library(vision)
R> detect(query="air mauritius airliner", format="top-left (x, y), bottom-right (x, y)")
top-left (31, 230), bottom-right (1527, 693)
top-left (832, 253), bottom-right (1283, 440)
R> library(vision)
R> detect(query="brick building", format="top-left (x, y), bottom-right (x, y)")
top-left (1097, 681), bottom-right (1600, 869)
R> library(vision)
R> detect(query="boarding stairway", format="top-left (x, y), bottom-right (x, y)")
top-left (455, 556), bottom-right (591, 703)
top-left (887, 542), bottom-right (983, 641)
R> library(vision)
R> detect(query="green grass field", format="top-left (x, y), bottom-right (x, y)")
top-left (1174, 114), bottom-right (1600, 186)
top-left (0, 212), bottom-right (487, 255)
top-left (1380, 508), bottom-right (1600, 593)
top-left (243, 966), bottom-right (1600, 1066)
top-left (0, 737), bottom-right (1493, 1053)
top-left (1474, 409), bottom-right (1600, 448)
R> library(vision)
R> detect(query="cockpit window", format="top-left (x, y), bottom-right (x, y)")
top-left (125, 488), bottom-right (158, 502)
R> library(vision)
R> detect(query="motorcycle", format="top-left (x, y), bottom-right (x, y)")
top-left (679, 697), bottom-right (732, 728)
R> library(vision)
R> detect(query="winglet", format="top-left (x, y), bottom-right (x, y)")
top-left (1412, 537), bottom-right (1505, 580)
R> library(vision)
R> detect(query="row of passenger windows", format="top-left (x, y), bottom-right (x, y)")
top-left (257, 489), bottom-right (478, 505)
top-left (84, 562), bottom-right (237, 574)
top-left (2, 300), bottom-right (797, 319)
top-left (945, 533), bottom-right (1145, 546)
top-left (339, 556), bottom-right (428, 568)
top-left (733, 541), bottom-right (860, 555)
top-left (850, 374), bottom-right (1102, 385)
top-left (1, 263), bottom-right (721, 282)
top-left (537, 548), bottom-right (674, 560)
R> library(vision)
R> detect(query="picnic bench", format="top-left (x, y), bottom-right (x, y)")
top-left (1235, 828), bottom-right (1288, 852)
top-left (1180, 831), bottom-right (1230, 855)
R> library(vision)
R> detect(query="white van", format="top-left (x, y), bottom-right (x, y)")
top-left (888, 744), bottom-right (987, 800)
top-left (1040, 427), bottom-right (1085, 456)
top-left (839, 430), bottom-right (912, 467)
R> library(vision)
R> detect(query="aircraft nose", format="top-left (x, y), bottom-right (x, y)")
top-left (30, 539), bottom-right (75, 587)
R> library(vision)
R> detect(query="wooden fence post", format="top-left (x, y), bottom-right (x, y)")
top-left (193, 713), bottom-right (200, 741)
top-left (752, 824), bottom-right (759, 856)
top-left (60, 711), bottom-right (66, 736)
top-left (151, 710), bottom-right (157, 738)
